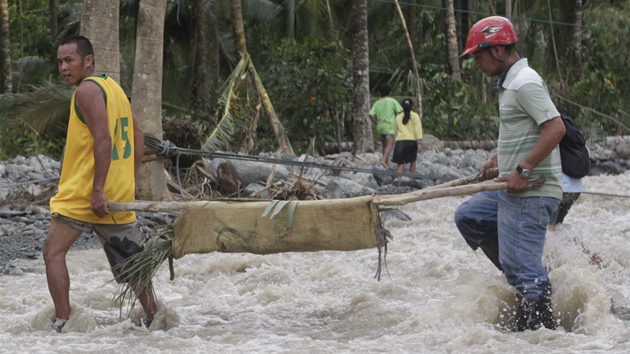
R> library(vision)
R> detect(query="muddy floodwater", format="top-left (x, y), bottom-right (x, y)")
top-left (1, 174), bottom-right (629, 353)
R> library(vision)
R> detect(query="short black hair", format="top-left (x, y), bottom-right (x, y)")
top-left (60, 35), bottom-right (94, 59)
top-left (378, 83), bottom-right (392, 97)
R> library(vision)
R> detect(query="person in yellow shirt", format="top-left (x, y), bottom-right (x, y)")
top-left (43, 35), bottom-right (157, 332)
top-left (393, 98), bottom-right (423, 180)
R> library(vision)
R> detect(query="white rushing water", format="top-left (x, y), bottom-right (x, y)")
top-left (1, 174), bottom-right (629, 354)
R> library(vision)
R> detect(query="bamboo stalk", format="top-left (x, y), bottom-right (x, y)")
top-left (248, 59), bottom-right (295, 155)
top-left (393, 0), bottom-right (423, 119)
top-left (110, 176), bottom-right (544, 211)
top-left (424, 173), bottom-right (480, 190)
top-left (425, 168), bottom-right (497, 190)
top-left (109, 201), bottom-right (192, 212)
top-left (372, 177), bottom-right (545, 206)
top-left (109, 198), bottom-right (267, 212)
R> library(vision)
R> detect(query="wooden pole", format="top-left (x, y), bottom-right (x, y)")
top-left (393, 0), bottom-right (423, 119)
top-left (110, 175), bottom-right (544, 211)
top-left (372, 177), bottom-right (545, 206)
top-left (109, 198), bottom-right (269, 212)
top-left (424, 173), bottom-right (480, 190)
top-left (425, 168), bottom-right (497, 190)
top-left (109, 200), bottom-right (207, 212)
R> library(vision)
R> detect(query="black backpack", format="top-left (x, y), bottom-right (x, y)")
top-left (559, 113), bottom-right (590, 178)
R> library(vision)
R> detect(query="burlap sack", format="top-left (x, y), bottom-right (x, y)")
top-left (172, 196), bottom-right (379, 258)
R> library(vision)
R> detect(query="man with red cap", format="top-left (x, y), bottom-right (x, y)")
top-left (454, 16), bottom-right (566, 331)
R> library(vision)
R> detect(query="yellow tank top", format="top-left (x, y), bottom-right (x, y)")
top-left (50, 75), bottom-right (136, 224)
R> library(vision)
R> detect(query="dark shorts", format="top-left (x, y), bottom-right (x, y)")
top-left (53, 213), bottom-right (145, 283)
top-left (392, 140), bottom-right (418, 164)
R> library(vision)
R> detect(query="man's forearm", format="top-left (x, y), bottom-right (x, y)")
top-left (92, 138), bottom-right (112, 193)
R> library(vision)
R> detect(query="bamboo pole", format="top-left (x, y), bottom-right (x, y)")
top-left (372, 177), bottom-right (545, 206)
top-left (248, 60), bottom-right (295, 155)
top-left (425, 168), bottom-right (497, 190)
top-left (109, 175), bottom-right (543, 212)
top-left (109, 200), bottom-right (200, 212)
top-left (424, 173), bottom-right (480, 190)
top-left (393, 0), bottom-right (423, 119)
top-left (109, 199), bottom-right (273, 212)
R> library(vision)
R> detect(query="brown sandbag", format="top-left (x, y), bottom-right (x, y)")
top-left (170, 196), bottom-right (379, 258)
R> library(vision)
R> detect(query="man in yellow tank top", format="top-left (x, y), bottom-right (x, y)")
top-left (43, 36), bottom-right (157, 332)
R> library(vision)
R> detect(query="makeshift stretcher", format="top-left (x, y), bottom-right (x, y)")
top-left (107, 175), bottom-right (545, 310)
top-left (108, 176), bottom-right (545, 259)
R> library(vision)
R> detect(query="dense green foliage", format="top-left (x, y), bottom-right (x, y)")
top-left (260, 37), bottom-right (353, 151)
top-left (1, 0), bottom-right (630, 159)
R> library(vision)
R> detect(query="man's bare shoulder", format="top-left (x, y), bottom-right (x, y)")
top-left (75, 79), bottom-right (103, 100)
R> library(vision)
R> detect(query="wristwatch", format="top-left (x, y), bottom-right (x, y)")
top-left (516, 165), bottom-right (531, 178)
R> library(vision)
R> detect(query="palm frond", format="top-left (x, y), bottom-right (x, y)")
top-left (285, 200), bottom-right (298, 229)
top-left (271, 200), bottom-right (291, 219)
top-left (260, 199), bottom-right (299, 230)
top-left (261, 200), bottom-right (279, 218)
top-left (0, 82), bottom-right (72, 133)
top-left (201, 55), bottom-right (251, 152)
top-left (13, 56), bottom-right (55, 91)
top-left (249, 61), bottom-right (294, 154)
top-left (296, 0), bottom-right (327, 38)
top-left (242, 0), bottom-right (282, 21)
top-left (112, 226), bottom-right (174, 317)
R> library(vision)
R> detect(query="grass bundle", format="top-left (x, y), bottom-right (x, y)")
top-left (112, 226), bottom-right (175, 317)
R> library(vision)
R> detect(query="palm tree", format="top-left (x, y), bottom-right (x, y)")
top-left (80, 0), bottom-right (120, 82)
top-left (275, 0), bottom-right (329, 40)
top-left (207, 0), bottom-right (293, 154)
top-left (0, 0), bottom-right (11, 93)
top-left (351, 0), bottom-right (373, 153)
top-left (132, 0), bottom-right (168, 201)
top-left (445, 0), bottom-right (461, 81)
top-left (191, 0), bottom-right (208, 123)
top-left (572, 0), bottom-right (583, 81)
top-left (208, 0), bottom-right (221, 93)
top-left (230, 0), bottom-right (247, 54)
top-left (50, 0), bottom-right (58, 42)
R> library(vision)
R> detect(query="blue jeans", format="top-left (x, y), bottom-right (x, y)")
top-left (454, 191), bottom-right (560, 302)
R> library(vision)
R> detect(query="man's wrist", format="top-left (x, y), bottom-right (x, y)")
top-left (516, 165), bottom-right (531, 178)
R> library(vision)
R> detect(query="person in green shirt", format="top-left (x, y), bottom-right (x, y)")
top-left (369, 83), bottom-right (403, 168)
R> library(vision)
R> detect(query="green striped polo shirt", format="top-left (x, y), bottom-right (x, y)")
top-left (497, 58), bottom-right (562, 199)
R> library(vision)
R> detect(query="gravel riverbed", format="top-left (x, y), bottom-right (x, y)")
top-left (1, 141), bottom-right (628, 272)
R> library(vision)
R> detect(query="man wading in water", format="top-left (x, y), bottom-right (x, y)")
top-left (43, 36), bottom-right (157, 332)
top-left (454, 16), bottom-right (565, 331)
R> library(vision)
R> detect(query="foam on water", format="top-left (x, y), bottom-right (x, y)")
top-left (1, 174), bottom-right (630, 353)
